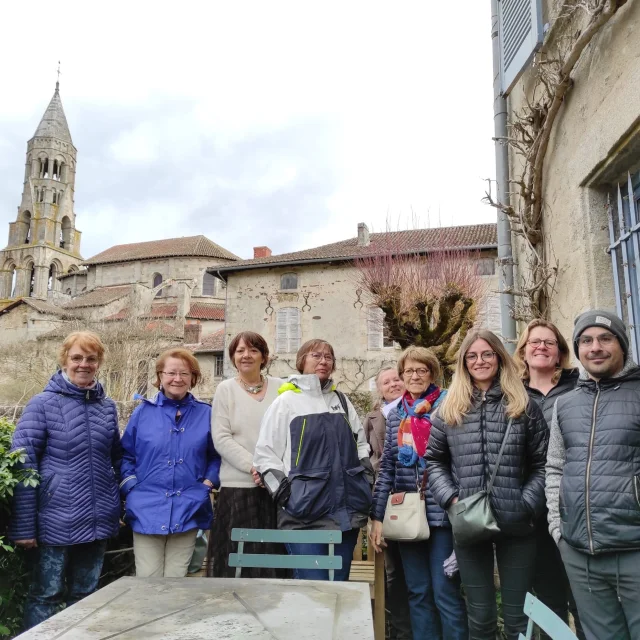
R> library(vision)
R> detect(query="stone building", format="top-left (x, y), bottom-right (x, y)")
top-left (215, 223), bottom-right (500, 392)
top-left (0, 81), bottom-right (82, 301)
top-left (503, 1), bottom-right (639, 352)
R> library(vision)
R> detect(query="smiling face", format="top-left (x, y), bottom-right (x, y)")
top-left (401, 358), bottom-right (433, 398)
top-left (233, 338), bottom-right (264, 378)
top-left (524, 326), bottom-right (560, 374)
top-left (578, 326), bottom-right (625, 380)
top-left (465, 338), bottom-right (499, 388)
top-left (160, 356), bottom-right (192, 400)
top-left (65, 344), bottom-right (100, 388)
top-left (302, 344), bottom-right (335, 383)
top-left (377, 369), bottom-right (405, 403)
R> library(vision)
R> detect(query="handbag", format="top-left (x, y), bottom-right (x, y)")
top-left (447, 418), bottom-right (513, 547)
top-left (382, 468), bottom-right (431, 542)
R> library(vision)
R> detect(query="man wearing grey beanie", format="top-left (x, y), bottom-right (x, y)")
top-left (546, 309), bottom-right (640, 639)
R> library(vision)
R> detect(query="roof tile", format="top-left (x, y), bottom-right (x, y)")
top-left (63, 286), bottom-right (132, 309)
top-left (193, 329), bottom-right (225, 353)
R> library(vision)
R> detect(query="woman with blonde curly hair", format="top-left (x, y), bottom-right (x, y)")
top-left (513, 319), bottom-right (584, 639)
top-left (426, 330), bottom-right (549, 640)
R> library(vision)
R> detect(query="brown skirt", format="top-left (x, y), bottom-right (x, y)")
top-left (206, 486), bottom-right (289, 578)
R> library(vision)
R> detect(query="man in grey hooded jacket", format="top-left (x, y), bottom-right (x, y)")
top-left (546, 310), bottom-right (640, 640)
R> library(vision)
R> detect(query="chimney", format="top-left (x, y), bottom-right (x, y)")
top-left (184, 322), bottom-right (202, 345)
top-left (254, 246), bottom-right (272, 259)
top-left (357, 222), bottom-right (370, 247)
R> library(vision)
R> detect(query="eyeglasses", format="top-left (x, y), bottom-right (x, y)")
top-left (528, 338), bottom-right (558, 348)
top-left (161, 371), bottom-right (192, 379)
top-left (69, 355), bottom-right (99, 365)
top-left (577, 333), bottom-right (617, 348)
top-left (308, 352), bottom-right (334, 363)
top-left (402, 367), bottom-right (430, 378)
top-left (465, 351), bottom-right (496, 363)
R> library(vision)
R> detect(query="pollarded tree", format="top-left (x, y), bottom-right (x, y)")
top-left (356, 247), bottom-right (486, 371)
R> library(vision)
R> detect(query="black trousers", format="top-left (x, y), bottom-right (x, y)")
top-left (384, 539), bottom-right (412, 639)
top-left (559, 540), bottom-right (640, 640)
top-left (533, 518), bottom-right (585, 639)
top-left (454, 532), bottom-right (537, 640)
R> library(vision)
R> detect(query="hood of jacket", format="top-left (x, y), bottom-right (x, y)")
top-left (143, 390), bottom-right (196, 408)
top-left (282, 374), bottom-right (336, 397)
top-left (44, 370), bottom-right (106, 401)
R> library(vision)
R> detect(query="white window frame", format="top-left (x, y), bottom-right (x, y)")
top-left (276, 307), bottom-right (301, 353)
top-left (367, 306), bottom-right (395, 350)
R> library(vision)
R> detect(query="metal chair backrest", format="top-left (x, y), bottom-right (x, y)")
top-left (518, 593), bottom-right (577, 640)
top-left (228, 528), bottom-right (343, 581)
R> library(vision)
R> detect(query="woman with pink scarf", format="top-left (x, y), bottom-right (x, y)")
top-left (370, 347), bottom-right (467, 640)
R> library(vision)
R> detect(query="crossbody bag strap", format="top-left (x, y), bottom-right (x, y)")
top-left (486, 418), bottom-right (513, 495)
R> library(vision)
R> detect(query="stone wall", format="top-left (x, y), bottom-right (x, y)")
top-left (508, 1), bottom-right (638, 341)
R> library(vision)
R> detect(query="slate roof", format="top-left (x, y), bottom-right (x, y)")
top-left (32, 83), bottom-right (73, 145)
top-left (63, 286), bottom-right (132, 309)
top-left (215, 223), bottom-right (497, 272)
top-left (83, 235), bottom-right (240, 266)
top-left (192, 329), bottom-right (225, 353)
top-left (104, 302), bottom-right (225, 321)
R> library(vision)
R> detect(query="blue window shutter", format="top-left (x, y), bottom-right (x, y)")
top-left (499, 0), bottom-right (544, 95)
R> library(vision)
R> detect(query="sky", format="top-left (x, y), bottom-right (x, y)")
top-left (0, 1), bottom-right (497, 261)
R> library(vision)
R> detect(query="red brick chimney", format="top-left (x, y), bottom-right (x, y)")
top-left (253, 246), bottom-right (272, 259)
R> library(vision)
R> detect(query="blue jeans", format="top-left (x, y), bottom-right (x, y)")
top-left (285, 528), bottom-right (359, 581)
top-left (24, 539), bottom-right (108, 630)
top-left (398, 527), bottom-right (468, 640)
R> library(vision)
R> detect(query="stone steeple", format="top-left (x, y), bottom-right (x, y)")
top-left (0, 83), bottom-right (83, 300)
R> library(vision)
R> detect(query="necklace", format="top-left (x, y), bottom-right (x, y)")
top-left (238, 375), bottom-right (264, 394)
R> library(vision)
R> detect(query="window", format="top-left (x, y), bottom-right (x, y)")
top-left (214, 354), bottom-right (224, 377)
top-left (476, 257), bottom-right (496, 276)
top-left (367, 307), bottom-right (394, 349)
top-left (280, 273), bottom-right (298, 290)
top-left (276, 307), bottom-right (301, 353)
top-left (202, 271), bottom-right (216, 296)
top-left (152, 273), bottom-right (163, 297)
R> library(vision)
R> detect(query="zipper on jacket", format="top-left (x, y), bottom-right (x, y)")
top-left (85, 390), bottom-right (98, 538)
top-left (585, 384), bottom-right (600, 555)
top-left (295, 418), bottom-right (307, 466)
top-left (480, 391), bottom-right (488, 489)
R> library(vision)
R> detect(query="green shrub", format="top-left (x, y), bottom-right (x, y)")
top-left (0, 418), bottom-right (38, 638)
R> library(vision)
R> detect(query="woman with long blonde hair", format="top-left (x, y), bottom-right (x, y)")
top-left (426, 330), bottom-right (549, 640)
top-left (513, 320), bottom-right (584, 639)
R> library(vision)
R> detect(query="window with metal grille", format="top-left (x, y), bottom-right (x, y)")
top-left (276, 307), bottom-right (301, 353)
top-left (280, 273), bottom-right (298, 290)
top-left (608, 171), bottom-right (640, 362)
top-left (214, 354), bottom-right (224, 377)
top-left (498, 0), bottom-right (543, 95)
top-left (367, 307), bottom-right (394, 350)
top-left (202, 271), bottom-right (216, 296)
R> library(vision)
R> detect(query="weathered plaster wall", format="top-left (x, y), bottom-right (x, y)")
top-left (508, 2), bottom-right (639, 340)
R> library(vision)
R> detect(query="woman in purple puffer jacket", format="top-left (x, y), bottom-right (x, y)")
top-left (10, 331), bottom-right (122, 630)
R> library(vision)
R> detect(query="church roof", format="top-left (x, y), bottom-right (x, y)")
top-left (33, 83), bottom-right (73, 145)
top-left (104, 302), bottom-right (225, 321)
top-left (215, 223), bottom-right (498, 272)
top-left (63, 285), bottom-right (132, 309)
top-left (192, 329), bottom-right (225, 353)
top-left (0, 297), bottom-right (77, 318)
top-left (83, 235), bottom-right (240, 266)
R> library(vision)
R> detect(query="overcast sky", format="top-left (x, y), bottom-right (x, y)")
top-left (0, 1), bottom-right (497, 261)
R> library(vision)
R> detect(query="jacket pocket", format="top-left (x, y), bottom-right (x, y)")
top-left (38, 475), bottom-right (59, 510)
top-left (634, 475), bottom-right (640, 509)
top-left (344, 465), bottom-right (373, 514)
top-left (287, 467), bottom-right (332, 521)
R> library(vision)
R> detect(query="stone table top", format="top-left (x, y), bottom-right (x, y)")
top-left (16, 577), bottom-right (374, 639)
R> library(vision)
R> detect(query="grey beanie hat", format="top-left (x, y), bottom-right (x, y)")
top-left (573, 309), bottom-right (629, 358)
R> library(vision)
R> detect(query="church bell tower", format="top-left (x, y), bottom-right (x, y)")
top-left (0, 81), bottom-right (83, 300)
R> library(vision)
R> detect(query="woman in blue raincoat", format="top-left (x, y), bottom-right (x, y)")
top-left (120, 348), bottom-right (220, 577)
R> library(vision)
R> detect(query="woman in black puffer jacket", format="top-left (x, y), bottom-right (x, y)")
top-left (426, 330), bottom-right (549, 640)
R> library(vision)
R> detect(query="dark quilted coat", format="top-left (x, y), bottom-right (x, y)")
top-left (9, 371), bottom-right (122, 545)
top-left (525, 368), bottom-right (579, 426)
top-left (371, 392), bottom-right (449, 527)
top-left (426, 381), bottom-right (549, 537)
top-left (556, 367), bottom-right (640, 554)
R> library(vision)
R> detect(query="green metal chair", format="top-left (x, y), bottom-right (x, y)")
top-left (228, 528), bottom-right (343, 581)
top-left (519, 592), bottom-right (576, 640)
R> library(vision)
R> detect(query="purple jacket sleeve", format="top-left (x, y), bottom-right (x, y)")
top-left (204, 432), bottom-right (221, 488)
top-left (110, 403), bottom-right (123, 487)
top-left (119, 406), bottom-right (140, 497)
top-left (9, 397), bottom-right (48, 541)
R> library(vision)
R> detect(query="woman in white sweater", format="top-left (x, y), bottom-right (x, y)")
top-left (207, 331), bottom-right (283, 577)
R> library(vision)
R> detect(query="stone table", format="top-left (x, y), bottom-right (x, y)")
top-left (16, 577), bottom-right (374, 639)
